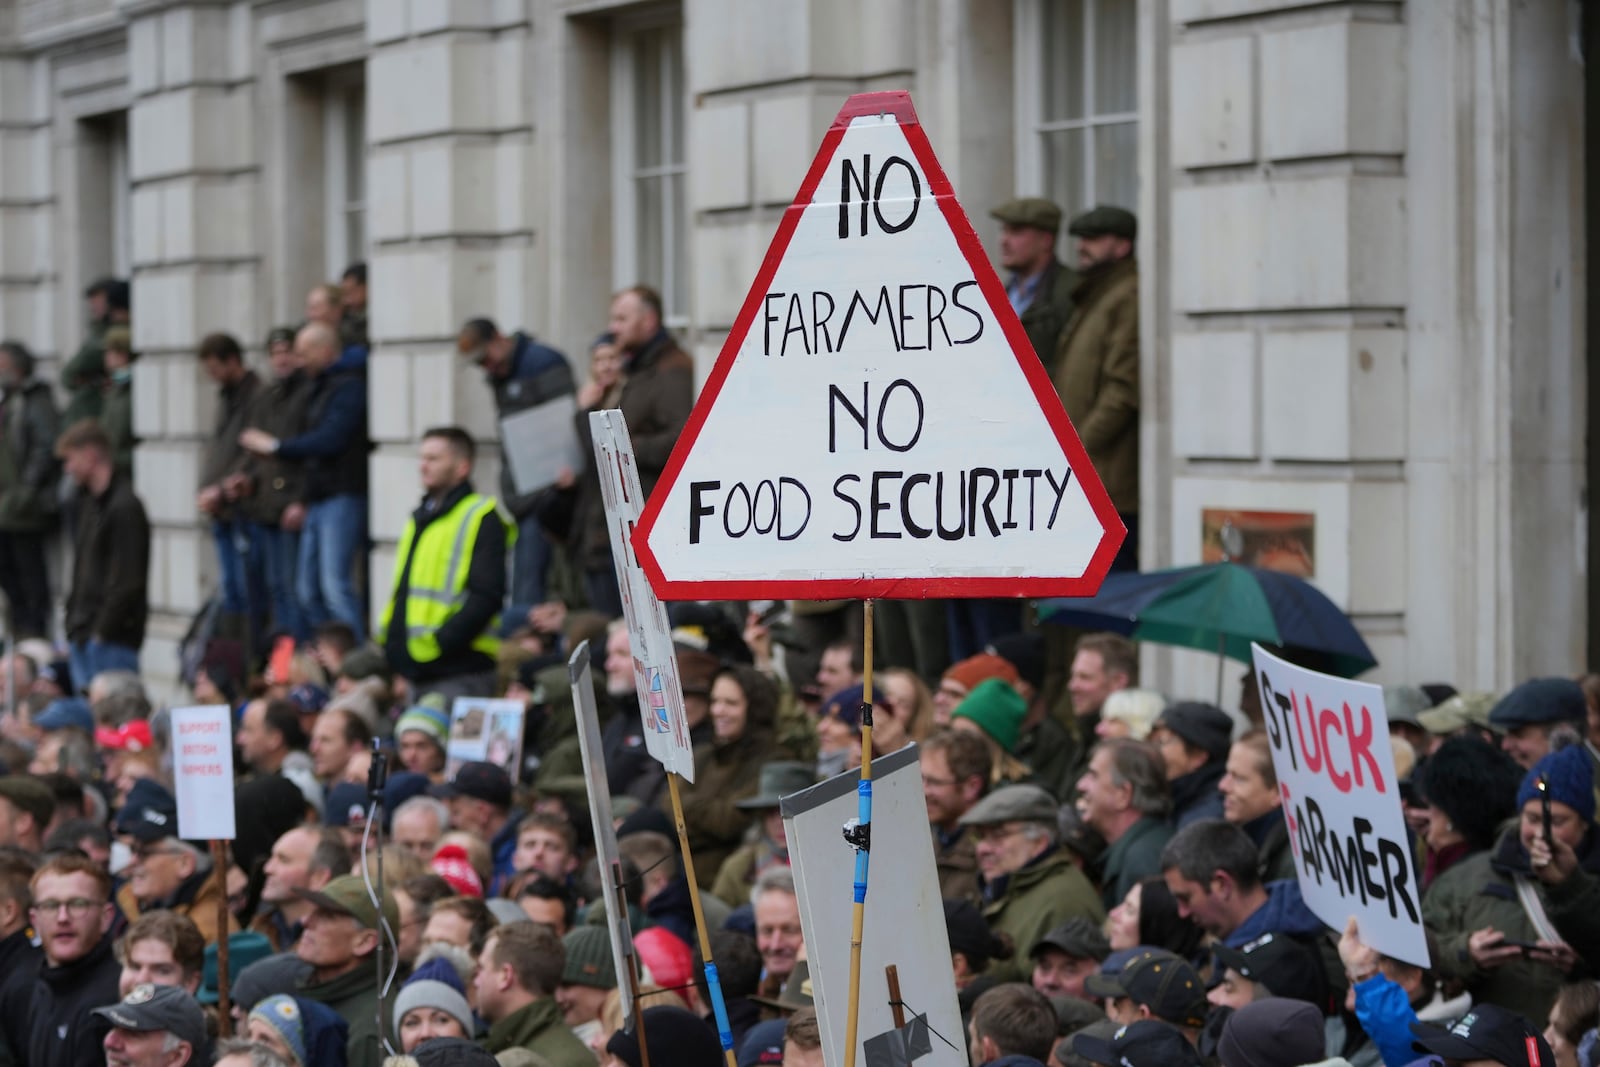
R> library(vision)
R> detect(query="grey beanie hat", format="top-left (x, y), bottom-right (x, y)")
top-left (393, 959), bottom-right (474, 1038)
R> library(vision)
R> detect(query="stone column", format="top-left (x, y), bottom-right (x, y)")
top-left (125, 0), bottom-right (259, 684)
top-left (683, 0), bottom-right (916, 377)
top-left (1145, 0), bottom-right (1584, 694)
top-left (364, 0), bottom-right (535, 592)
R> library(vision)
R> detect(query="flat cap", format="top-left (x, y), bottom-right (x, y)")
top-left (1068, 205), bottom-right (1137, 240)
top-left (991, 197), bottom-right (1063, 234)
top-left (1488, 677), bottom-right (1586, 731)
top-left (958, 783), bottom-right (1058, 827)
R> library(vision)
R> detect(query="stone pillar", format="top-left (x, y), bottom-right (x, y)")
top-left (125, 0), bottom-right (259, 685)
top-left (0, 49), bottom-right (52, 358)
top-left (683, 0), bottom-right (916, 377)
top-left (1145, 0), bottom-right (1584, 695)
top-left (364, 0), bottom-right (534, 592)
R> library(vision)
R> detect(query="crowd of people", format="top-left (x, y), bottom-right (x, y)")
top-left (0, 201), bottom-right (1591, 1067)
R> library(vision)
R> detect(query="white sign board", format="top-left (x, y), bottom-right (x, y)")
top-left (1250, 644), bottom-right (1428, 967)
top-left (446, 697), bottom-right (526, 778)
top-left (171, 704), bottom-right (236, 840)
top-left (783, 746), bottom-right (964, 1067)
top-left (502, 395), bottom-right (584, 496)
top-left (592, 410), bottom-right (696, 781)
top-left (633, 91), bottom-right (1123, 601)
top-left (569, 642), bottom-right (641, 1024)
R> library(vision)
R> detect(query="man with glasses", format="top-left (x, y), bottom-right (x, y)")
top-left (920, 729), bottom-right (992, 905)
top-left (112, 778), bottom-right (237, 944)
top-left (957, 783), bottom-right (1104, 982)
top-left (26, 852), bottom-right (122, 1067)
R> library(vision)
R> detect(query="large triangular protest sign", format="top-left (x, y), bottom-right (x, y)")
top-left (634, 91), bottom-right (1125, 599)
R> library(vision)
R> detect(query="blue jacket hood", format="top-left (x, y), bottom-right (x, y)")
top-left (1225, 879), bottom-right (1326, 946)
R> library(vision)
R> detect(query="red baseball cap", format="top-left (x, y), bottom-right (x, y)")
top-left (95, 720), bottom-right (153, 753)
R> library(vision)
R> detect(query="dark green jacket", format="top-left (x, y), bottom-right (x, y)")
top-left (0, 378), bottom-right (59, 532)
top-left (1017, 258), bottom-right (1077, 374)
top-left (982, 846), bottom-right (1105, 983)
top-left (1016, 712), bottom-right (1079, 802)
top-left (1051, 257), bottom-right (1139, 513)
top-left (299, 963), bottom-right (388, 1067)
top-left (61, 322), bottom-right (106, 424)
top-left (1543, 863), bottom-right (1600, 968)
top-left (484, 997), bottom-right (595, 1067)
top-left (1424, 829), bottom-right (1600, 1024)
top-left (1100, 816), bottom-right (1174, 910)
top-left (100, 379), bottom-right (134, 479)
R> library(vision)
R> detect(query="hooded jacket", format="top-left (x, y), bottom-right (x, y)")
top-left (27, 932), bottom-right (122, 1067)
top-left (1224, 879), bottom-right (1326, 948)
top-left (1426, 825), bottom-right (1600, 1023)
top-left (485, 333), bottom-right (575, 519)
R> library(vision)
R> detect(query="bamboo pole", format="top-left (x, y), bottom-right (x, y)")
top-left (666, 773), bottom-right (738, 1067)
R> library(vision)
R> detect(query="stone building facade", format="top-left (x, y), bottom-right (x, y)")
top-left (0, 0), bottom-right (1585, 698)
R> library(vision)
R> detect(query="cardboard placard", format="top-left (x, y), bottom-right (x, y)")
top-left (633, 91), bottom-right (1123, 600)
top-left (446, 697), bottom-right (526, 778)
top-left (1250, 644), bottom-right (1428, 967)
top-left (171, 704), bottom-right (236, 840)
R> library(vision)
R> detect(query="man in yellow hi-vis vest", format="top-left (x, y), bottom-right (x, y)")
top-left (379, 426), bottom-right (513, 701)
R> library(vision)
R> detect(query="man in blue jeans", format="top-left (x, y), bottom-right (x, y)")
top-left (194, 332), bottom-right (264, 647)
top-left (58, 419), bottom-right (149, 688)
top-left (241, 321), bottom-right (369, 639)
top-left (456, 317), bottom-right (573, 631)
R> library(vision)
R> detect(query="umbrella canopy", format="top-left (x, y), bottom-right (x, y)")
top-left (1038, 562), bottom-right (1377, 679)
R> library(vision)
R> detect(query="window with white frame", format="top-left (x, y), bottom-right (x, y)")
top-left (611, 12), bottom-right (688, 325)
top-left (322, 70), bottom-right (366, 277)
top-left (1015, 0), bottom-right (1137, 214)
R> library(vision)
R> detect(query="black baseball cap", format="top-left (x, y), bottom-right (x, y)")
top-left (92, 983), bottom-right (208, 1052)
top-left (1073, 1020), bottom-right (1201, 1067)
top-left (1085, 949), bottom-right (1207, 1029)
top-left (114, 778), bottom-right (179, 843)
top-left (1411, 1004), bottom-right (1554, 1067)
top-left (1210, 932), bottom-right (1326, 1008)
top-left (429, 761), bottom-right (512, 807)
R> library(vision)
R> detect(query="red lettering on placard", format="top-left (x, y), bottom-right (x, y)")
top-left (1319, 708), bottom-right (1350, 792)
top-left (1345, 702), bottom-right (1385, 793)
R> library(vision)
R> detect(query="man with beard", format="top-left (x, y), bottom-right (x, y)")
top-left (1051, 206), bottom-right (1139, 572)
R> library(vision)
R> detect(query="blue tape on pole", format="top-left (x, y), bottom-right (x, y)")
top-left (854, 850), bottom-right (869, 903)
top-left (704, 962), bottom-right (734, 1051)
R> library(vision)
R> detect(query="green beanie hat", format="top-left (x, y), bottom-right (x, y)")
top-left (951, 678), bottom-right (1027, 752)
